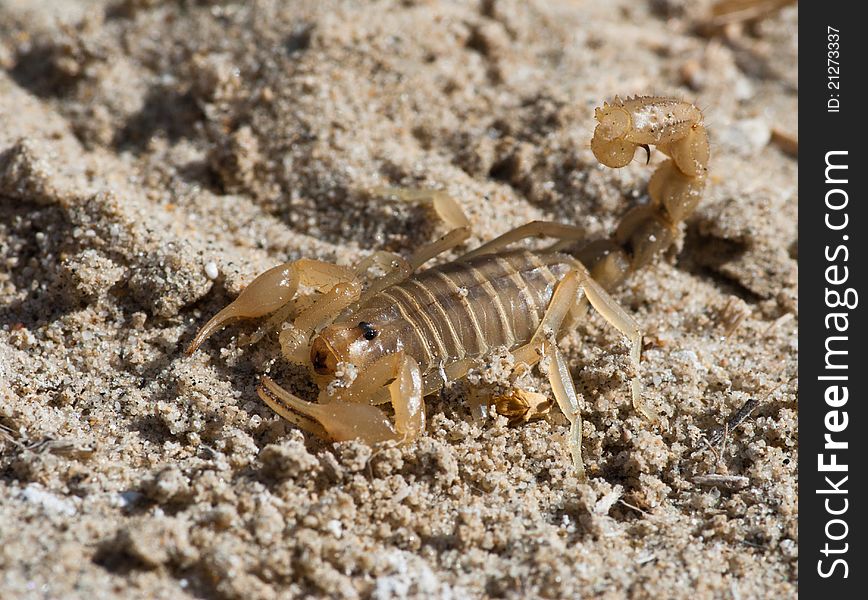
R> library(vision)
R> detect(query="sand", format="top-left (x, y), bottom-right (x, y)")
top-left (0, 1), bottom-right (797, 598)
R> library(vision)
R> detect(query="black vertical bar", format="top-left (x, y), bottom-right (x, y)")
top-left (799, 2), bottom-right (865, 596)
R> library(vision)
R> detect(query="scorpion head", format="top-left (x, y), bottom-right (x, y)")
top-left (309, 317), bottom-right (400, 377)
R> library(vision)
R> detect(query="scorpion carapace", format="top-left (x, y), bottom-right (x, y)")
top-left (186, 96), bottom-right (709, 479)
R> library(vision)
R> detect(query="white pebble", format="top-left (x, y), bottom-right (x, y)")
top-left (21, 485), bottom-right (77, 516)
top-left (204, 261), bottom-right (219, 280)
top-left (326, 519), bottom-right (343, 538)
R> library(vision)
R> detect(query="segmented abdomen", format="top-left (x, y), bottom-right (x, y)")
top-left (361, 250), bottom-right (573, 373)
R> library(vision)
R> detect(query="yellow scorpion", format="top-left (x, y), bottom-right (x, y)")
top-left (187, 96), bottom-right (709, 479)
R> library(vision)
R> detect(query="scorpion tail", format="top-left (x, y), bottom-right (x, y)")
top-left (577, 96), bottom-right (709, 290)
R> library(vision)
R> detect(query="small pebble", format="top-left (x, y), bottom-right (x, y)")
top-left (204, 261), bottom-right (219, 280)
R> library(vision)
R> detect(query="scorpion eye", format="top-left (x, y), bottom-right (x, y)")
top-left (358, 321), bottom-right (378, 341)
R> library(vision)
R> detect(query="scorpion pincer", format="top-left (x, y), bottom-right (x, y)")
top-left (186, 96), bottom-right (710, 479)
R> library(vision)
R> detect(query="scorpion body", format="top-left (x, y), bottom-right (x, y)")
top-left (187, 96), bottom-right (709, 479)
top-left (335, 249), bottom-right (574, 378)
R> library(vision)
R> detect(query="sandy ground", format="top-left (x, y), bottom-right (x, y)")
top-left (0, 1), bottom-right (798, 598)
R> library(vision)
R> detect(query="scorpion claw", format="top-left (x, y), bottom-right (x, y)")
top-left (259, 376), bottom-right (398, 443)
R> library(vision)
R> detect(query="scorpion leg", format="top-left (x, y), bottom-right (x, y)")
top-left (511, 265), bottom-right (652, 424)
top-left (258, 352), bottom-right (424, 443)
top-left (458, 221), bottom-right (586, 261)
top-left (187, 259), bottom-right (355, 354)
top-left (511, 269), bottom-right (583, 366)
top-left (546, 344), bottom-right (586, 481)
top-left (408, 226), bottom-right (472, 270)
top-left (419, 358), bottom-right (479, 397)
top-left (370, 188), bottom-right (472, 265)
top-left (400, 189), bottom-right (472, 269)
top-left (354, 251), bottom-right (412, 278)
top-left (352, 188), bottom-right (473, 309)
top-left (354, 224), bottom-right (472, 311)
top-left (370, 187), bottom-right (470, 230)
top-left (351, 251), bottom-right (414, 311)
top-left (574, 268), bottom-right (652, 421)
top-left (494, 266), bottom-right (648, 477)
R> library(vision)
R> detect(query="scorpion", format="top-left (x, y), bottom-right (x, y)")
top-left (187, 96), bottom-right (709, 479)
